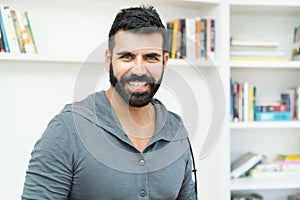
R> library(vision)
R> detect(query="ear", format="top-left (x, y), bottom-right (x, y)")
top-left (105, 49), bottom-right (111, 72)
top-left (163, 52), bottom-right (169, 70)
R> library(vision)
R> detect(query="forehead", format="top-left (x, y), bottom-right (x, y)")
top-left (113, 31), bottom-right (163, 53)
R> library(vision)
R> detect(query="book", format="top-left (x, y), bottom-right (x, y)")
top-left (0, 6), bottom-right (9, 52)
top-left (255, 111), bottom-right (291, 121)
top-left (0, 20), bottom-right (5, 52)
top-left (231, 193), bottom-right (263, 200)
top-left (11, 10), bottom-right (25, 53)
top-left (278, 154), bottom-right (300, 161)
top-left (22, 11), bottom-right (37, 53)
top-left (230, 57), bottom-right (288, 62)
top-left (0, 4), bottom-right (20, 53)
top-left (231, 152), bottom-right (264, 179)
top-left (230, 50), bottom-right (286, 58)
top-left (231, 35), bottom-right (279, 47)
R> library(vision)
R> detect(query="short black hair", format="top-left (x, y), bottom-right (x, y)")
top-left (108, 5), bottom-right (166, 53)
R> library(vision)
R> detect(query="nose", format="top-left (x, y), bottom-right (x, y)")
top-left (131, 55), bottom-right (147, 76)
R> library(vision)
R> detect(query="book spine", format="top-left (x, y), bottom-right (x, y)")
top-left (166, 21), bottom-right (174, 58)
top-left (200, 18), bottom-right (206, 59)
top-left (1, 4), bottom-right (20, 53)
top-left (23, 11), bottom-right (37, 53)
top-left (206, 18), bottom-right (211, 59)
top-left (0, 20), bottom-right (5, 52)
top-left (0, 5), bottom-right (10, 52)
top-left (171, 19), bottom-right (178, 59)
top-left (196, 19), bottom-right (201, 58)
top-left (210, 19), bottom-right (215, 59)
top-left (243, 82), bottom-right (249, 122)
top-left (249, 85), bottom-right (254, 121)
top-left (255, 111), bottom-right (292, 121)
top-left (11, 10), bottom-right (24, 53)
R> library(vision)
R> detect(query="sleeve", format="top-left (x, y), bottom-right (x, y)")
top-left (176, 146), bottom-right (198, 200)
top-left (22, 116), bottom-right (74, 200)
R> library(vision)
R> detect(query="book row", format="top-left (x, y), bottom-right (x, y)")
top-left (166, 18), bottom-right (215, 60)
top-left (230, 79), bottom-right (300, 122)
top-left (0, 4), bottom-right (37, 54)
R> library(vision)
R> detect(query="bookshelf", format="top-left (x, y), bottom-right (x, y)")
top-left (3, 0), bottom-right (300, 199)
top-left (230, 0), bottom-right (300, 199)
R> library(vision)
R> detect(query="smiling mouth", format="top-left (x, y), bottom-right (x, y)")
top-left (127, 81), bottom-right (148, 92)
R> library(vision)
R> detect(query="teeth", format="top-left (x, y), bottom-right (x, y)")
top-left (129, 81), bottom-right (146, 87)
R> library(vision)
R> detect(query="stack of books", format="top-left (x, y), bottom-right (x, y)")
top-left (278, 154), bottom-right (300, 173)
top-left (230, 35), bottom-right (287, 62)
top-left (0, 4), bottom-right (37, 54)
top-left (249, 154), bottom-right (300, 177)
top-left (231, 152), bottom-right (265, 179)
top-left (255, 93), bottom-right (292, 122)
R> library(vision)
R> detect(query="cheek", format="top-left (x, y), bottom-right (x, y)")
top-left (112, 61), bottom-right (131, 79)
top-left (149, 66), bottom-right (164, 81)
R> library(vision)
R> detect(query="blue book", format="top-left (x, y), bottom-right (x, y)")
top-left (255, 111), bottom-right (292, 121)
top-left (0, 6), bottom-right (10, 52)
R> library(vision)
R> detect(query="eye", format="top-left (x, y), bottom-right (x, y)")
top-left (146, 55), bottom-right (160, 62)
top-left (120, 53), bottom-right (133, 61)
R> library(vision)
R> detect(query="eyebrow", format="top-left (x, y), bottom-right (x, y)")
top-left (116, 51), bottom-right (162, 58)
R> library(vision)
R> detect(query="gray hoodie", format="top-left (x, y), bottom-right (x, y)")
top-left (22, 91), bottom-right (196, 200)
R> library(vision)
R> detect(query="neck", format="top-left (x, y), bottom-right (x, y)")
top-left (105, 87), bottom-right (154, 127)
top-left (105, 87), bottom-right (156, 152)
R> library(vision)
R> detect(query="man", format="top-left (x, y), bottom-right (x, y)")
top-left (22, 6), bottom-right (197, 200)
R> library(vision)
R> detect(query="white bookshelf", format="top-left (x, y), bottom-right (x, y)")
top-left (230, 0), bottom-right (300, 199)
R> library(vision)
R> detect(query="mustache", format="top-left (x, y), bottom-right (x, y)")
top-left (121, 74), bottom-right (155, 84)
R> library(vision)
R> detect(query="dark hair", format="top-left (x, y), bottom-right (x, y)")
top-left (108, 5), bottom-right (166, 53)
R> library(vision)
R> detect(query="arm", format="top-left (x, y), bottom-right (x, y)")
top-left (22, 117), bottom-right (74, 200)
top-left (176, 146), bottom-right (198, 200)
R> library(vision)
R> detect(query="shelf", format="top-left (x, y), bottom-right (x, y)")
top-left (230, 0), bottom-right (300, 15)
top-left (230, 121), bottom-right (300, 129)
top-left (0, 53), bottom-right (96, 64)
top-left (230, 175), bottom-right (300, 190)
top-left (168, 58), bottom-right (218, 68)
top-left (0, 53), bottom-right (218, 67)
top-left (230, 61), bottom-right (300, 69)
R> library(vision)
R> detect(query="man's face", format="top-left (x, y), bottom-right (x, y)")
top-left (106, 30), bottom-right (168, 107)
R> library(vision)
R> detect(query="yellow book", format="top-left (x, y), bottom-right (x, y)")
top-left (249, 85), bottom-right (254, 121)
top-left (171, 19), bottom-right (178, 59)
top-left (278, 154), bottom-right (300, 161)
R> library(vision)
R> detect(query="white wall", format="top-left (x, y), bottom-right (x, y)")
top-left (0, 0), bottom-right (228, 199)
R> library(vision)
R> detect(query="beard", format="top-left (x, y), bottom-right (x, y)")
top-left (109, 63), bottom-right (163, 107)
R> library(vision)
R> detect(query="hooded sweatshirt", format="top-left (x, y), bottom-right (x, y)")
top-left (22, 91), bottom-right (196, 200)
